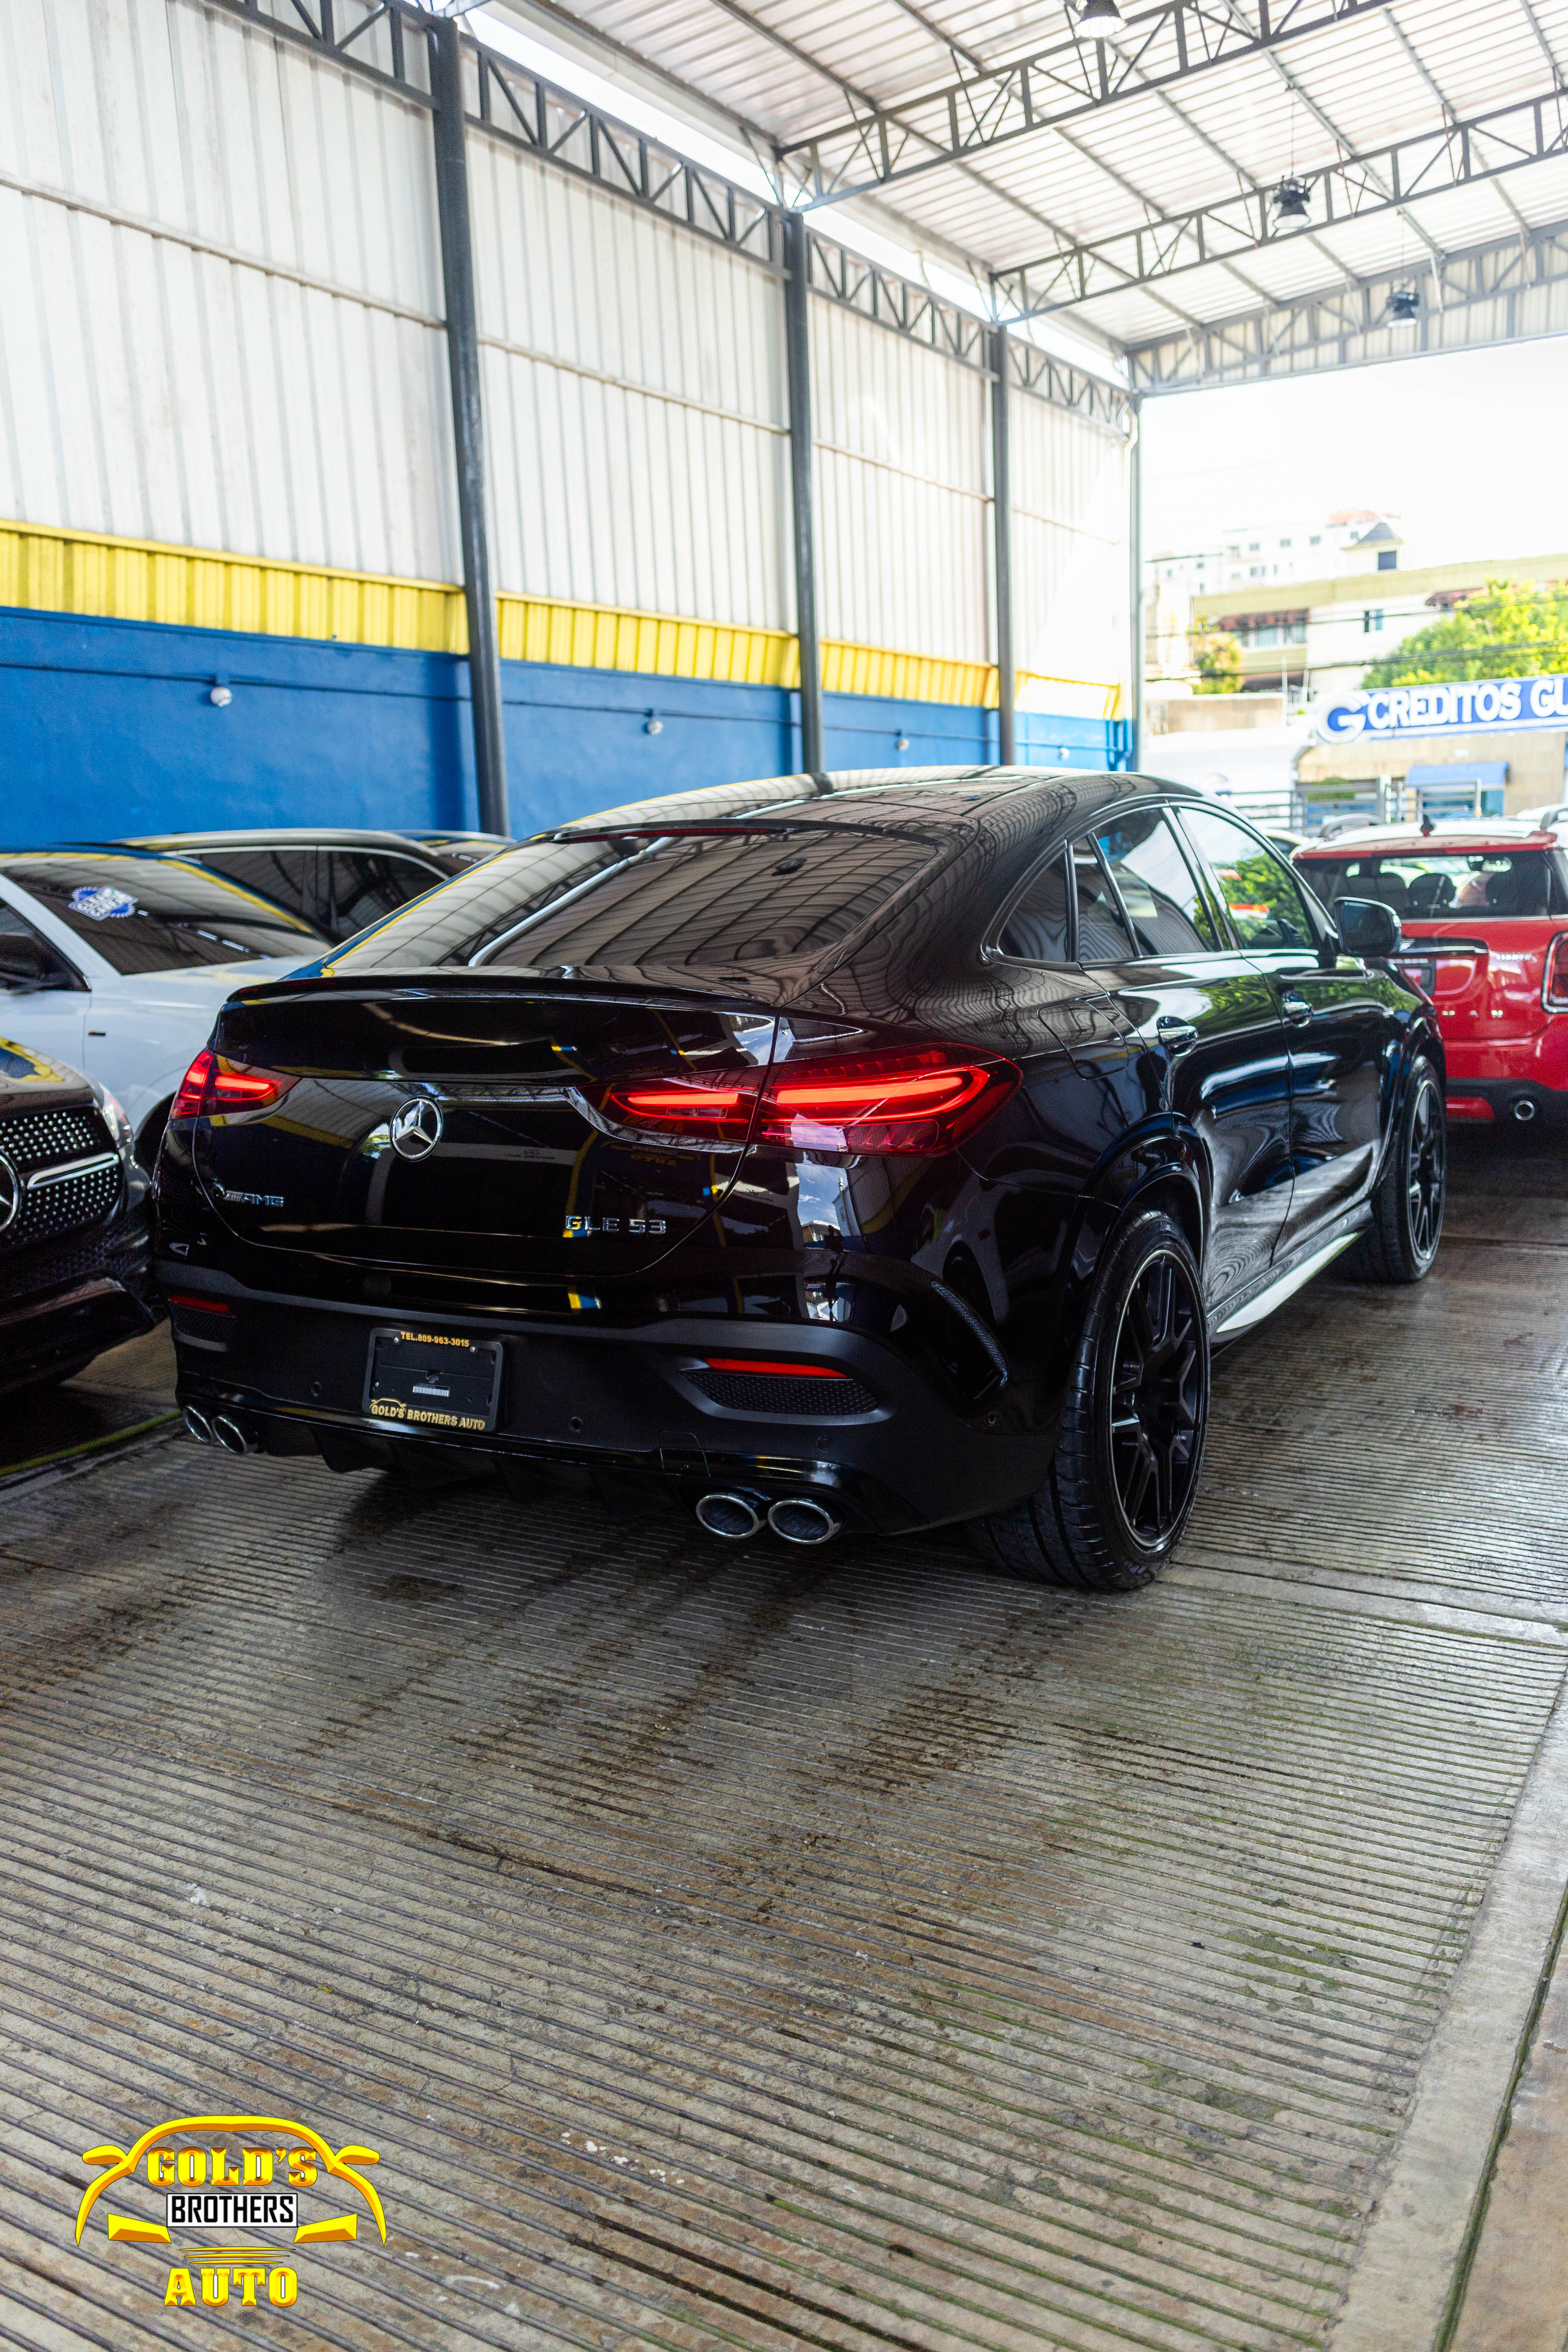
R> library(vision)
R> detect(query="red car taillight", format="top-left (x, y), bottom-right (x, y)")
top-left (600, 1045), bottom-right (1018, 1155)
top-left (602, 1077), bottom-right (754, 1142)
top-left (756, 1048), bottom-right (1017, 1152)
top-left (1545, 933), bottom-right (1568, 1011)
top-left (169, 1050), bottom-right (297, 1119)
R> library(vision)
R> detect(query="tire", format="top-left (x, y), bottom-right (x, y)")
top-left (974, 1208), bottom-right (1210, 1593)
top-left (1349, 1057), bottom-right (1446, 1285)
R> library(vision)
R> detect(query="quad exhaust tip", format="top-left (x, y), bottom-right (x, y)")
top-left (1512, 1096), bottom-right (1537, 1122)
top-left (695, 1491), bottom-right (763, 1540)
top-left (210, 1412), bottom-right (262, 1456)
top-left (694, 1491), bottom-right (844, 1544)
top-left (182, 1405), bottom-right (215, 1446)
top-left (767, 1496), bottom-right (842, 1546)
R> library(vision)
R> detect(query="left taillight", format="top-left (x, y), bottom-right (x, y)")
top-left (599, 1044), bottom-right (1018, 1156)
top-left (1545, 933), bottom-right (1568, 1010)
top-left (169, 1049), bottom-right (297, 1120)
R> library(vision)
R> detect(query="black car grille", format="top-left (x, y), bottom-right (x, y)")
top-left (0, 1105), bottom-right (121, 1251)
top-left (0, 1107), bottom-right (103, 1164)
top-left (689, 1368), bottom-right (878, 1416)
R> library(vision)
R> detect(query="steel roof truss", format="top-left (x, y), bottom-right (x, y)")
top-left (998, 84), bottom-right (1568, 314)
top-left (1127, 216), bottom-right (1568, 387)
top-left (778, 0), bottom-right (1387, 204)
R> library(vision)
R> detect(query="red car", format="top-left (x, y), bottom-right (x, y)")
top-left (1295, 822), bottom-right (1568, 1126)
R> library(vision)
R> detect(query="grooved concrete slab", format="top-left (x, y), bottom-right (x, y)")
top-left (3, 1129), bottom-right (1565, 2350)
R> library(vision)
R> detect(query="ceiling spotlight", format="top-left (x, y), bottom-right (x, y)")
top-left (1387, 285), bottom-right (1421, 320)
top-left (1077, 0), bottom-right (1126, 37)
top-left (1272, 177), bottom-right (1311, 219)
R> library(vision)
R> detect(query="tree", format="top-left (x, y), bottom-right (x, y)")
top-left (1361, 577), bottom-right (1568, 686)
top-left (1192, 629), bottom-right (1242, 694)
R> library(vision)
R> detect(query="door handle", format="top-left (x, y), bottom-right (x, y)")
top-left (1155, 1015), bottom-right (1199, 1049)
top-left (1280, 993), bottom-right (1313, 1026)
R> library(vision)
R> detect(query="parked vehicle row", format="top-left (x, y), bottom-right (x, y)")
top-left (150, 768), bottom-right (1446, 1591)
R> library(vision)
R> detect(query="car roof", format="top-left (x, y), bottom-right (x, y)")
top-left (123, 829), bottom-right (444, 854)
top-left (1297, 827), bottom-right (1556, 856)
top-left (544, 766), bottom-right (1204, 843)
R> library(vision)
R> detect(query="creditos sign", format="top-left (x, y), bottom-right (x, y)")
top-left (1314, 674), bottom-right (1568, 742)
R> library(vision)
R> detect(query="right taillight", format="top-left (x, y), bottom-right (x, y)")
top-left (1545, 933), bottom-right (1568, 1010)
top-left (596, 1044), bottom-right (1018, 1156)
top-left (756, 1046), bottom-right (1018, 1153)
top-left (169, 1050), bottom-right (297, 1120)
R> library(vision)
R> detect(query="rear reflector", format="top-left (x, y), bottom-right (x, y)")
top-left (167, 1291), bottom-right (232, 1314)
top-left (702, 1358), bottom-right (848, 1378)
top-left (600, 1045), bottom-right (1018, 1155)
top-left (1446, 1096), bottom-right (1495, 1121)
top-left (170, 1050), bottom-right (297, 1120)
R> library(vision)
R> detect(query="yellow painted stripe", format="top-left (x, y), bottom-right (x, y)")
top-left (0, 517), bottom-right (1118, 714)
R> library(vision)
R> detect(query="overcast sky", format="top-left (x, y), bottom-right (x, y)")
top-left (1140, 336), bottom-right (1568, 570)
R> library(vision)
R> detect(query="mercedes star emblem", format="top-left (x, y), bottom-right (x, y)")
top-left (0, 1150), bottom-right (17, 1233)
top-left (389, 1098), bottom-right (443, 1161)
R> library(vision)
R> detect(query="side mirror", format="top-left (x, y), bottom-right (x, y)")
top-left (0, 931), bottom-right (80, 993)
top-left (1335, 896), bottom-right (1401, 959)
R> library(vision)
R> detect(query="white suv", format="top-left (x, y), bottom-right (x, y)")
top-left (0, 853), bottom-right (327, 1164)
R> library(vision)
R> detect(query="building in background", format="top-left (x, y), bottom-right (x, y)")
top-left (1146, 509), bottom-right (1405, 686)
top-left (1187, 547), bottom-right (1568, 707)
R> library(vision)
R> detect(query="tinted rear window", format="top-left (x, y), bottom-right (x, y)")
top-left (5, 859), bottom-right (326, 974)
top-left (323, 827), bottom-right (941, 976)
top-left (1302, 850), bottom-right (1566, 920)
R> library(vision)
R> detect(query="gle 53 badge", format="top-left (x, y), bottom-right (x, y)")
top-left (75, 2113), bottom-right (389, 2315)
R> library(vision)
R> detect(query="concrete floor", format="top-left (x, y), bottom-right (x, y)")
top-left (3, 1123), bottom-right (1566, 2350)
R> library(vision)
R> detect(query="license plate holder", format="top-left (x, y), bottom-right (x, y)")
top-left (364, 1326), bottom-right (502, 1434)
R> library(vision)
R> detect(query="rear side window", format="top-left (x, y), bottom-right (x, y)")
top-left (1095, 811), bottom-right (1219, 956)
top-left (1071, 838), bottom-right (1138, 962)
top-left (2, 860), bottom-right (325, 974)
top-left (998, 851), bottom-right (1071, 961)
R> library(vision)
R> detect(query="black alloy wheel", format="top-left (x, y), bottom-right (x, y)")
top-left (1353, 1057), bottom-right (1446, 1283)
top-left (974, 1208), bottom-right (1211, 1593)
top-left (1405, 1073), bottom-right (1446, 1266)
top-left (1105, 1247), bottom-right (1206, 1550)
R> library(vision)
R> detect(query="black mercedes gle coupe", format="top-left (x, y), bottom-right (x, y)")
top-left (156, 768), bottom-right (1445, 1590)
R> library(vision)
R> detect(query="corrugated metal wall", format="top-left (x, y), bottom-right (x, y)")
top-left (1012, 389), bottom-right (1129, 704)
top-left (811, 300), bottom-right (992, 665)
top-left (469, 136), bottom-right (789, 631)
top-left (0, 0), bottom-right (455, 581)
top-left (0, 0), bottom-right (1129, 700)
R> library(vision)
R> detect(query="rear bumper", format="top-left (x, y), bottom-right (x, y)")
top-left (161, 1273), bottom-right (1049, 1534)
top-left (1443, 1075), bottom-right (1568, 1123)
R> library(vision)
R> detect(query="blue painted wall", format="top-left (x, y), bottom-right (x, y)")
top-left (0, 605), bottom-right (1130, 846)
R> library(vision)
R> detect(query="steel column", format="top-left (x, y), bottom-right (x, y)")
top-left (989, 325), bottom-right (1016, 767)
top-left (782, 210), bottom-right (824, 776)
top-left (1128, 398), bottom-right (1144, 773)
top-left (431, 16), bottom-right (509, 836)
